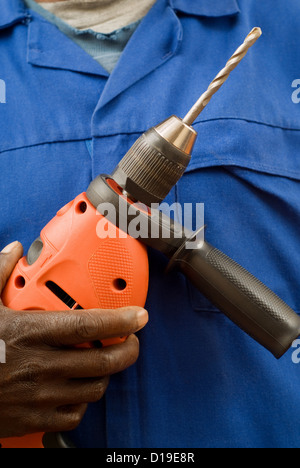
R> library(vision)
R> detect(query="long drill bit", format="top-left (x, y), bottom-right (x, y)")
top-left (183, 27), bottom-right (262, 126)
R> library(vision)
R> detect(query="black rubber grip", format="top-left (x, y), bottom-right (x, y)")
top-left (172, 241), bottom-right (300, 358)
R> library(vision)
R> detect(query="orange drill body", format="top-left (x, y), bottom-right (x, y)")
top-left (0, 191), bottom-right (149, 448)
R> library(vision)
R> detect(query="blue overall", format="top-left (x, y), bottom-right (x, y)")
top-left (1, 0), bottom-right (300, 448)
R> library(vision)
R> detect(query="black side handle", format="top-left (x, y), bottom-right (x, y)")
top-left (169, 240), bottom-right (300, 358)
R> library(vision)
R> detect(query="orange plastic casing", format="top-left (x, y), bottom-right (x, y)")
top-left (0, 192), bottom-right (149, 448)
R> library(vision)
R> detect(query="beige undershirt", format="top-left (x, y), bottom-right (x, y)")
top-left (39, 0), bottom-right (157, 34)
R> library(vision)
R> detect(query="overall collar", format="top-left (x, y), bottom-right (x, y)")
top-left (97, 0), bottom-right (240, 108)
top-left (0, 0), bottom-right (240, 30)
top-left (1, 0), bottom-right (240, 108)
top-left (0, 0), bottom-right (27, 29)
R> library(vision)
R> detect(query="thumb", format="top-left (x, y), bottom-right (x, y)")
top-left (0, 241), bottom-right (23, 294)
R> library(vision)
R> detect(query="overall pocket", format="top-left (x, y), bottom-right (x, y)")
top-left (176, 119), bottom-right (300, 315)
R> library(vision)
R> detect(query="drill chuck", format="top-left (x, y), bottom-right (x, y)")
top-left (112, 116), bottom-right (197, 206)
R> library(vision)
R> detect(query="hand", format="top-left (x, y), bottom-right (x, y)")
top-left (0, 241), bottom-right (148, 438)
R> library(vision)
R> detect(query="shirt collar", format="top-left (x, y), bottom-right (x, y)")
top-left (0, 0), bottom-right (28, 29)
top-left (0, 0), bottom-right (240, 30)
top-left (170, 0), bottom-right (240, 17)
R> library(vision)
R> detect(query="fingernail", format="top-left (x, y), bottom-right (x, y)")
top-left (137, 308), bottom-right (149, 327)
top-left (1, 241), bottom-right (19, 254)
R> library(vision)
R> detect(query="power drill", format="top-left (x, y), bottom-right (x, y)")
top-left (2, 28), bottom-right (300, 449)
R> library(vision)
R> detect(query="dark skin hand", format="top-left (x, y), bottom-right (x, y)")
top-left (0, 241), bottom-right (148, 438)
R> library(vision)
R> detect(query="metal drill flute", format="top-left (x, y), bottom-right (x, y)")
top-left (183, 27), bottom-right (262, 125)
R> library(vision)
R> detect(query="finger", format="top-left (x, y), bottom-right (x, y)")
top-left (46, 334), bottom-right (140, 379)
top-left (23, 307), bottom-right (148, 347)
top-left (62, 377), bottom-right (110, 404)
top-left (52, 404), bottom-right (88, 432)
top-left (39, 377), bottom-right (111, 407)
top-left (0, 241), bottom-right (23, 294)
top-left (28, 404), bottom-right (88, 435)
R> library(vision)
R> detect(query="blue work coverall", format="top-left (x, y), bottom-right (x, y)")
top-left (1, 0), bottom-right (300, 448)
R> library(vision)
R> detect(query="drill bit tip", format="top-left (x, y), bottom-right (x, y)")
top-left (183, 27), bottom-right (262, 126)
top-left (247, 27), bottom-right (262, 39)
